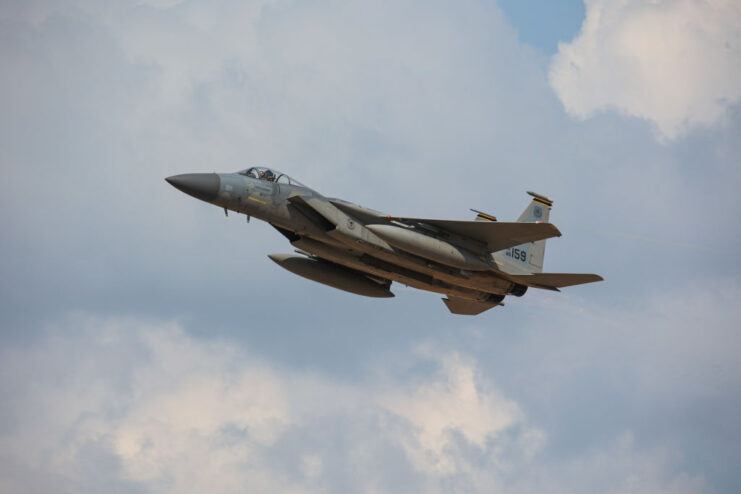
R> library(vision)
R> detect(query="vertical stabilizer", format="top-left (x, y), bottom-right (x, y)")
top-left (512, 191), bottom-right (553, 272)
top-left (517, 191), bottom-right (552, 222)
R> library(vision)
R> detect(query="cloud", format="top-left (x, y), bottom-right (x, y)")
top-left (0, 314), bottom-right (711, 494)
top-left (0, 316), bottom-right (537, 493)
top-left (0, 0), bottom-right (568, 327)
top-left (380, 352), bottom-right (529, 475)
top-left (0, 1), bottom-right (739, 491)
top-left (550, 0), bottom-right (741, 140)
top-left (509, 433), bottom-right (709, 494)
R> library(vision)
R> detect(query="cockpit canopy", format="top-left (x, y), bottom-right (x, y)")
top-left (238, 167), bottom-right (305, 187)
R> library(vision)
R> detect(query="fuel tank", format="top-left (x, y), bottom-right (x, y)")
top-left (365, 224), bottom-right (491, 271)
top-left (268, 254), bottom-right (394, 298)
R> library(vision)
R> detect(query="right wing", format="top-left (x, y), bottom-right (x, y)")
top-left (389, 217), bottom-right (561, 252)
top-left (323, 202), bottom-right (561, 254)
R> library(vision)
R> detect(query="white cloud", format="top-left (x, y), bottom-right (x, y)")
top-left (380, 352), bottom-right (528, 475)
top-left (0, 314), bottom-right (710, 494)
top-left (0, 0), bottom-right (737, 491)
top-left (550, 0), bottom-right (741, 140)
top-left (0, 316), bottom-right (536, 493)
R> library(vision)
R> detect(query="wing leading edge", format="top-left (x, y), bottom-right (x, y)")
top-left (509, 273), bottom-right (604, 289)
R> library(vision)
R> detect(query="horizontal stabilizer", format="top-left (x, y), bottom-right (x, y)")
top-left (510, 273), bottom-right (604, 289)
top-left (442, 297), bottom-right (500, 315)
top-left (389, 218), bottom-right (561, 253)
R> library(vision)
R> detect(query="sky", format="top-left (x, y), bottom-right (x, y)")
top-left (0, 0), bottom-right (740, 493)
top-left (498, 0), bottom-right (586, 54)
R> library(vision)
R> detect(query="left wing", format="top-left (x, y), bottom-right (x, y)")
top-left (509, 273), bottom-right (604, 289)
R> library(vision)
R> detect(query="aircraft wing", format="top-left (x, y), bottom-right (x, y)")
top-left (442, 296), bottom-right (501, 315)
top-left (389, 218), bottom-right (561, 252)
top-left (288, 195), bottom-right (339, 227)
top-left (509, 273), bottom-right (604, 289)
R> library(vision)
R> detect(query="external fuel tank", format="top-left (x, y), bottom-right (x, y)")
top-left (268, 254), bottom-right (394, 298)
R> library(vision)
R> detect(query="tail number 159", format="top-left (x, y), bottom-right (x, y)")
top-left (506, 248), bottom-right (527, 262)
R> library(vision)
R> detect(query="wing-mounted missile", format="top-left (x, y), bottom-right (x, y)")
top-left (364, 219), bottom-right (562, 273)
top-left (365, 224), bottom-right (492, 271)
top-left (268, 254), bottom-right (394, 298)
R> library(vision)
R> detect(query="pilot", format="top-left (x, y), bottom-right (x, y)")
top-left (261, 169), bottom-right (275, 182)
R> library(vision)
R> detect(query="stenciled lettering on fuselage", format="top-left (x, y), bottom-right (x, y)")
top-left (505, 247), bottom-right (528, 263)
top-left (247, 181), bottom-right (273, 194)
top-left (245, 181), bottom-right (274, 204)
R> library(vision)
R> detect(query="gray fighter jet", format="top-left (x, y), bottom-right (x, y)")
top-left (166, 167), bottom-right (602, 315)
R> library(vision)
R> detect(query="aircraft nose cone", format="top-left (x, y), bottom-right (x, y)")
top-left (166, 173), bottom-right (220, 202)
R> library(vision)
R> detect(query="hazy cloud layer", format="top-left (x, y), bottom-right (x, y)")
top-left (0, 313), bottom-right (721, 494)
top-left (550, 0), bottom-right (741, 140)
top-left (0, 317), bottom-right (537, 493)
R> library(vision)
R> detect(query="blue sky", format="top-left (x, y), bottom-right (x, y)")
top-left (1, 1), bottom-right (740, 493)
top-left (498, 0), bottom-right (585, 53)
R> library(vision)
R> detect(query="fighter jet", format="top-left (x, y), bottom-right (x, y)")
top-left (166, 167), bottom-right (602, 315)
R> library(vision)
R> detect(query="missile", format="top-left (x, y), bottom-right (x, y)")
top-left (268, 254), bottom-right (394, 298)
top-left (365, 224), bottom-right (491, 271)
